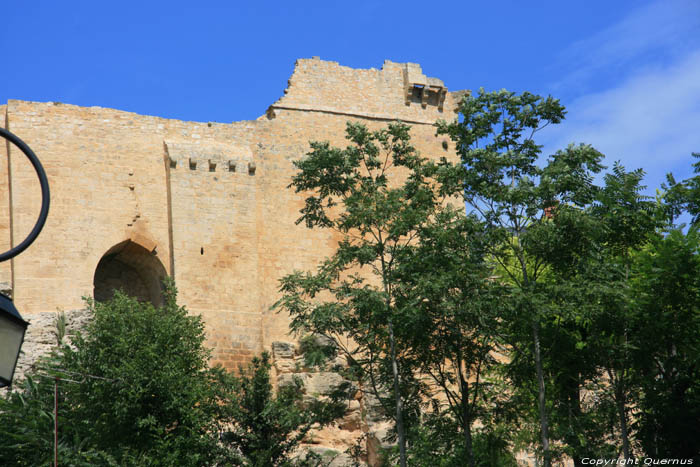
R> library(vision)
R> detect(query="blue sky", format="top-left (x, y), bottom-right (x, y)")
top-left (2, 0), bottom-right (699, 194)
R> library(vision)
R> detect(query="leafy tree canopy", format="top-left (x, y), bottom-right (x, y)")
top-left (1, 282), bottom-right (345, 466)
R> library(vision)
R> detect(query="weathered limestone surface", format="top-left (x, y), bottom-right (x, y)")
top-left (0, 107), bottom-right (11, 287)
top-left (1, 58), bottom-right (463, 463)
top-left (10, 309), bottom-right (91, 385)
top-left (273, 337), bottom-right (392, 466)
top-left (1, 57), bottom-right (462, 370)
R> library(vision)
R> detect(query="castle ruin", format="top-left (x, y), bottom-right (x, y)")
top-left (1, 57), bottom-right (464, 370)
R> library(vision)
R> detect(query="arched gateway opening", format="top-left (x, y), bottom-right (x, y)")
top-left (93, 240), bottom-right (167, 306)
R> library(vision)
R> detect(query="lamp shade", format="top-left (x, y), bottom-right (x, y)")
top-left (0, 293), bottom-right (28, 388)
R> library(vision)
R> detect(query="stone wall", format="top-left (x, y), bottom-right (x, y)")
top-left (0, 106), bottom-right (12, 286)
top-left (272, 338), bottom-right (394, 467)
top-left (8, 308), bottom-right (91, 388)
top-left (1, 58), bottom-right (463, 371)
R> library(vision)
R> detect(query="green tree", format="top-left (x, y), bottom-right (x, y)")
top-left (59, 284), bottom-right (230, 465)
top-left (518, 163), bottom-right (658, 463)
top-left (397, 413), bottom-right (518, 467)
top-left (221, 352), bottom-right (345, 466)
top-left (629, 227), bottom-right (700, 458)
top-left (0, 375), bottom-right (83, 466)
top-left (276, 122), bottom-right (448, 467)
top-left (392, 207), bottom-right (506, 466)
top-left (1, 283), bottom-right (229, 465)
top-left (438, 88), bottom-right (606, 466)
top-left (631, 154), bottom-right (700, 458)
top-left (584, 163), bottom-right (658, 460)
top-left (1, 283), bottom-right (347, 466)
top-left (661, 152), bottom-right (700, 227)
top-left (495, 202), bottom-right (618, 464)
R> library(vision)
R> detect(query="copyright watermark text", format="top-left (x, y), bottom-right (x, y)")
top-left (581, 459), bottom-right (694, 465)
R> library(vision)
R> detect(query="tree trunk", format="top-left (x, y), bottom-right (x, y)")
top-left (568, 383), bottom-right (586, 467)
top-left (532, 320), bottom-right (551, 467)
top-left (378, 242), bottom-right (407, 467)
top-left (620, 264), bottom-right (632, 459)
top-left (464, 417), bottom-right (475, 467)
top-left (388, 319), bottom-right (407, 467)
top-left (616, 382), bottom-right (631, 460)
top-left (461, 379), bottom-right (476, 467)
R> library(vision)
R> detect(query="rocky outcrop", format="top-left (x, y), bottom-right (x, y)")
top-left (272, 339), bottom-right (399, 467)
top-left (12, 309), bottom-right (91, 384)
top-left (0, 308), bottom-right (90, 398)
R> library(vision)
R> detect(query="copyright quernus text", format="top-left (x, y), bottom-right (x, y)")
top-left (581, 459), bottom-right (694, 465)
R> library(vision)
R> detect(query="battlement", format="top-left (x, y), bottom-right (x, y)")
top-left (164, 140), bottom-right (256, 175)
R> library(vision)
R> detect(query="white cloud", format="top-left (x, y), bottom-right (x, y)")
top-left (541, 0), bottom-right (700, 190)
top-left (553, 0), bottom-right (700, 92)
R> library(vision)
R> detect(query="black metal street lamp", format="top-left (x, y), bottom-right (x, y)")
top-left (0, 127), bottom-right (50, 388)
top-left (0, 293), bottom-right (28, 387)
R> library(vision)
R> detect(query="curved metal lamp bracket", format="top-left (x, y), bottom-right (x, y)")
top-left (0, 127), bottom-right (50, 262)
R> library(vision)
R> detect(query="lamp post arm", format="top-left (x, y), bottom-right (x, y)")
top-left (0, 127), bottom-right (50, 262)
